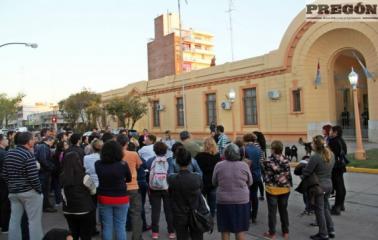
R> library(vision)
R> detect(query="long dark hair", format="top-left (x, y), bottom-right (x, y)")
top-left (60, 152), bottom-right (85, 186)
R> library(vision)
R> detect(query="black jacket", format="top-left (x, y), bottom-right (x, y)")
top-left (0, 147), bottom-right (7, 182)
top-left (296, 172), bottom-right (323, 206)
top-left (65, 146), bottom-right (85, 165)
top-left (35, 142), bottom-right (55, 172)
top-left (195, 152), bottom-right (219, 190)
top-left (168, 170), bottom-right (203, 215)
top-left (61, 176), bottom-right (94, 214)
top-left (328, 136), bottom-right (347, 171)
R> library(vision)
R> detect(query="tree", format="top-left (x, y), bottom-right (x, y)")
top-left (105, 93), bottom-right (148, 129)
top-left (59, 90), bottom-right (101, 130)
top-left (0, 93), bottom-right (25, 128)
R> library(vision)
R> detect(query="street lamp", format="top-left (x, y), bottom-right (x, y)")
top-left (348, 67), bottom-right (366, 160)
top-left (227, 88), bottom-right (237, 140)
top-left (0, 42), bottom-right (38, 48)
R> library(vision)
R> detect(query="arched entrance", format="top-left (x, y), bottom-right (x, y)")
top-left (331, 49), bottom-right (369, 138)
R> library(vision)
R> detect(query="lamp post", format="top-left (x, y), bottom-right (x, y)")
top-left (227, 88), bottom-right (237, 140)
top-left (348, 67), bottom-right (366, 160)
top-left (0, 42), bottom-right (38, 48)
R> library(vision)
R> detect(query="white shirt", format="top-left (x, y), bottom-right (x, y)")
top-left (83, 153), bottom-right (100, 187)
top-left (138, 144), bottom-right (155, 161)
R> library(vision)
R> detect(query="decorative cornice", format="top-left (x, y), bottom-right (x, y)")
top-left (143, 21), bottom-right (315, 97)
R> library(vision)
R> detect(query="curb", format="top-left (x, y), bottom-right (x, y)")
top-left (289, 162), bottom-right (378, 175)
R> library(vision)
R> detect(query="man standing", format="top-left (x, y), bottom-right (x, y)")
top-left (162, 130), bottom-right (176, 159)
top-left (117, 134), bottom-right (144, 240)
top-left (138, 134), bottom-right (156, 162)
top-left (179, 131), bottom-right (201, 159)
top-left (138, 129), bottom-right (149, 148)
top-left (216, 125), bottom-right (230, 157)
top-left (0, 134), bottom-right (10, 234)
top-left (3, 132), bottom-right (43, 240)
top-left (35, 136), bottom-right (56, 213)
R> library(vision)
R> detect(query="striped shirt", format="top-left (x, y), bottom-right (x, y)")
top-left (2, 146), bottom-right (41, 194)
top-left (217, 133), bottom-right (230, 155)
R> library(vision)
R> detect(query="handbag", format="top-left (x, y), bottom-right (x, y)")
top-left (177, 175), bottom-right (214, 233)
top-left (188, 194), bottom-right (214, 233)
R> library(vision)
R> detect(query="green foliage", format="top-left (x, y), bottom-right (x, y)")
top-left (105, 93), bottom-right (147, 129)
top-left (347, 148), bottom-right (378, 169)
top-left (0, 93), bottom-right (25, 128)
top-left (59, 89), bottom-right (101, 130)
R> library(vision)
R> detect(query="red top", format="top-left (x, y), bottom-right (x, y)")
top-left (98, 195), bottom-right (129, 205)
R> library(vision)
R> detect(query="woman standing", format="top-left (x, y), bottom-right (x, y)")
top-left (303, 136), bottom-right (335, 240)
top-left (195, 137), bottom-right (220, 217)
top-left (169, 147), bottom-right (204, 240)
top-left (149, 142), bottom-right (175, 239)
top-left (243, 133), bottom-right (263, 224)
top-left (262, 141), bottom-right (291, 240)
top-left (328, 126), bottom-right (347, 215)
top-left (60, 152), bottom-right (96, 240)
top-left (96, 141), bottom-right (132, 240)
top-left (212, 143), bottom-right (252, 240)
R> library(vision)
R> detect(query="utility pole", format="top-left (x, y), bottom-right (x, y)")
top-left (226, 0), bottom-right (235, 61)
top-left (178, 0), bottom-right (187, 129)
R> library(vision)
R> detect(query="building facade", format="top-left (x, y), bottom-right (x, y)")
top-left (103, 10), bottom-right (378, 142)
top-left (147, 13), bottom-right (214, 80)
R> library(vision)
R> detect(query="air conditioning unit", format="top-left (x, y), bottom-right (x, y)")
top-left (221, 101), bottom-right (232, 110)
top-left (268, 90), bottom-right (281, 100)
top-left (157, 104), bottom-right (165, 111)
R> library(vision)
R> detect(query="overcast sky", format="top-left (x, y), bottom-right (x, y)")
top-left (0, 0), bottom-right (306, 104)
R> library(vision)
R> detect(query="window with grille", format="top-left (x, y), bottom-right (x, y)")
top-left (206, 93), bottom-right (217, 125)
top-left (243, 88), bottom-right (258, 125)
top-left (176, 97), bottom-right (184, 127)
top-left (292, 89), bottom-right (302, 112)
top-left (152, 101), bottom-right (160, 127)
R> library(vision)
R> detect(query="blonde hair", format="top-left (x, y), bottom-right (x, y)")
top-left (312, 135), bottom-right (332, 163)
top-left (203, 137), bottom-right (218, 155)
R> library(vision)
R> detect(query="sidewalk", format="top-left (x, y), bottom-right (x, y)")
top-left (2, 172), bottom-right (376, 240)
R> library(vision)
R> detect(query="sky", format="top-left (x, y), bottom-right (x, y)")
top-left (0, 0), bottom-right (307, 104)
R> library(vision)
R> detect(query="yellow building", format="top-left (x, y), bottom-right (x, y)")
top-left (102, 9), bottom-right (378, 143)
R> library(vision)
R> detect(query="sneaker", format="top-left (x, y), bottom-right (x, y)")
top-left (152, 232), bottom-right (159, 239)
top-left (263, 232), bottom-right (276, 239)
top-left (168, 233), bottom-right (176, 239)
top-left (329, 194), bottom-right (335, 199)
top-left (259, 196), bottom-right (265, 201)
top-left (1, 230), bottom-right (8, 234)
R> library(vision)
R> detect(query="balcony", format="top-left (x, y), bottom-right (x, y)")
top-left (183, 36), bottom-right (213, 46)
top-left (183, 48), bottom-right (214, 55)
top-left (183, 56), bottom-right (211, 64)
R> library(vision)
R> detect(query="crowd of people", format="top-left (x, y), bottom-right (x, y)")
top-left (0, 123), bottom-right (349, 240)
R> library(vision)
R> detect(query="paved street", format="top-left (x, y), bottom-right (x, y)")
top-left (1, 171), bottom-right (377, 240)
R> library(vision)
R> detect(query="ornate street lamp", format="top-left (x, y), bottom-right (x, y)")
top-left (348, 67), bottom-right (366, 160)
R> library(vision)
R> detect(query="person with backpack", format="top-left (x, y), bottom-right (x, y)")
top-left (243, 133), bottom-right (263, 224)
top-left (148, 142), bottom-right (175, 239)
top-left (168, 147), bottom-right (204, 240)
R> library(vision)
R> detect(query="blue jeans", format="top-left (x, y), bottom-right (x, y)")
top-left (8, 190), bottom-right (43, 240)
top-left (99, 203), bottom-right (129, 240)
